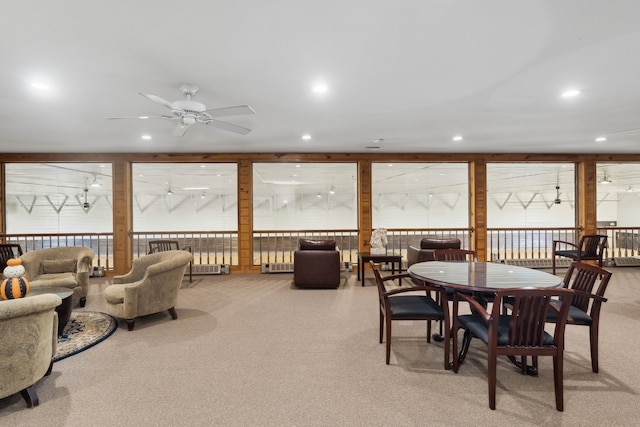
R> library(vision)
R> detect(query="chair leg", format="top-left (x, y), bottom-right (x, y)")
top-left (553, 354), bottom-right (564, 411)
top-left (79, 297), bottom-right (87, 308)
top-left (379, 310), bottom-right (384, 344)
top-left (552, 256), bottom-right (556, 275)
top-left (168, 307), bottom-right (178, 320)
top-left (488, 352), bottom-right (497, 410)
top-left (126, 319), bottom-right (135, 331)
top-left (426, 320), bottom-right (431, 343)
top-left (385, 316), bottom-right (392, 365)
top-left (20, 386), bottom-right (39, 408)
top-left (590, 323), bottom-right (599, 373)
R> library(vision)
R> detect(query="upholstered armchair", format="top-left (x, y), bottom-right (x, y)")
top-left (104, 250), bottom-right (192, 330)
top-left (293, 239), bottom-right (341, 288)
top-left (0, 293), bottom-right (61, 408)
top-left (20, 246), bottom-right (95, 307)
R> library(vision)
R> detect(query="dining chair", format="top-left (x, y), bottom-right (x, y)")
top-left (433, 248), bottom-right (477, 262)
top-left (148, 239), bottom-right (193, 282)
top-left (551, 234), bottom-right (608, 274)
top-left (547, 262), bottom-right (611, 373)
top-left (451, 287), bottom-right (575, 411)
top-left (432, 248), bottom-right (478, 338)
top-left (370, 261), bottom-right (450, 369)
top-left (0, 243), bottom-right (23, 271)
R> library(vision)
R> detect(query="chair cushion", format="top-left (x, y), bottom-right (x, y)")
top-left (458, 314), bottom-right (554, 346)
top-left (41, 258), bottom-right (77, 274)
top-left (547, 301), bottom-right (592, 325)
top-left (104, 284), bottom-right (126, 304)
top-left (389, 295), bottom-right (443, 319)
top-left (298, 239), bottom-right (336, 250)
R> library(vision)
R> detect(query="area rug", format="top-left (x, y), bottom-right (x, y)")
top-left (53, 311), bottom-right (118, 362)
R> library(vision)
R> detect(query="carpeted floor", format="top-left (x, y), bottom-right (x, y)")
top-left (0, 268), bottom-right (639, 426)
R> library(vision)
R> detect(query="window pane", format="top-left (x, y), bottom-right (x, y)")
top-left (253, 163), bottom-right (357, 230)
top-left (372, 162), bottom-right (469, 228)
top-left (487, 163), bottom-right (575, 227)
top-left (4, 163), bottom-right (113, 233)
top-left (132, 163), bottom-right (237, 231)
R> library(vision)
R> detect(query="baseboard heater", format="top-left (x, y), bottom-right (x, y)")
top-left (500, 258), bottom-right (571, 269)
top-left (191, 264), bottom-right (230, 275)
top-left (261, 261), bottom-right (353, 274)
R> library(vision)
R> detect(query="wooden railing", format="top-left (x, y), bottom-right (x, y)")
top-left (3, 226), bottom-right (638, 274)
top-left (252, 230), bottom-right (359, 265)
top-left (0, 233), bottom-right (114, 269)
top-left (130, 231), bottom-right (239, 265)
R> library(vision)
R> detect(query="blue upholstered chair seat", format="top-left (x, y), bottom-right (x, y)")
top-left (388, 295), bottom-right (443, 319)
top-left (458, 313), bottom-right (554, 346)
top-left (547, 301), bottom-right (592, 325)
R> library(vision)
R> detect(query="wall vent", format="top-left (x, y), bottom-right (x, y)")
top-left (341, 261), bottom-right (353, 272)
top-left (261, 263), bottom-right (295, 273)
top-left (192, 264), bottom-right (230, 275)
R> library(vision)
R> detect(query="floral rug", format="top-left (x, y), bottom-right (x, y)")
top-left (53, 311), bottom-right (118, 362)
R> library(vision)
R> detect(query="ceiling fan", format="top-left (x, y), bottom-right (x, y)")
top-left (108, 83), bottom-right (255, 137)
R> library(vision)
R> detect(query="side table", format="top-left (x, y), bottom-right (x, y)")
top-left (28, 287), bottom-right (74, 336)
top-left (357, 252), bottom-right (403, 286)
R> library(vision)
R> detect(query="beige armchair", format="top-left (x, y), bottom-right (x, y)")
top-left (20, 246), bottom-right (95, 307)
top-left (0, 293), bottom-right (61, 408)
top-left (104, 250), bottom-right (192, 331)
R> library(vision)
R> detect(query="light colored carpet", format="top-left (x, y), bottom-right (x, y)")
top-left (0, 268), bottom-right (639, 426)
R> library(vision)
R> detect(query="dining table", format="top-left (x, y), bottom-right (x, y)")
top-left (407, 261), bottom-right (563, 373)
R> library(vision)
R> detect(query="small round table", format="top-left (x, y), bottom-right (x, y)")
top-left (28, 287), bottom-right (74, 336)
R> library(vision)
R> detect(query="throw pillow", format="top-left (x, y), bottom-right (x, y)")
top-left (41, 259), bottom-right (77, 274)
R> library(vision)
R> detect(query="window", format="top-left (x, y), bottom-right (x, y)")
top-left (4, 163), bottom-right (112, 233)
top-left (253, 162), bottom-right (357, 230)
top-left (372, 162), bottom-right (469, 228)
top-left (132, 163), bottom-right (238, 231)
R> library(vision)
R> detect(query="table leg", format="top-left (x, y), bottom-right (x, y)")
top-left (507, 356), bottom-right (539, 376)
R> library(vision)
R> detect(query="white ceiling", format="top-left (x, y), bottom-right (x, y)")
top-left (3, 1), bottom-right (640, 155)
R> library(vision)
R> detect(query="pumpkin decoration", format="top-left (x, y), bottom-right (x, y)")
top-left (1, 258), bottom-right (30, 300)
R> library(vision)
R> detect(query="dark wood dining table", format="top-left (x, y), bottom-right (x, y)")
top-left (407, 261), bottom-right (562, 293)
top-left (407, 261), bottom-right (562, 372)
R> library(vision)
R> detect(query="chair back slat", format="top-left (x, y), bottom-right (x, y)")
top-left (493, 288), bottom-right (573, 349)
top-left (562, 262), bottom-right (612, 313)
top-left (148, 239), bottom-right (180, 254)
top-left (433, 248), bottom-right (477, 262)
top-left (0, 243), bottom-right (24, 270)
top-left (507, 293), bottom-right (554, 347)
top-left (580, 235), bottom-right (607, 257)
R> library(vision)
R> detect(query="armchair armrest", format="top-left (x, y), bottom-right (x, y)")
top-left (553, 240), bottom-right (579, 250)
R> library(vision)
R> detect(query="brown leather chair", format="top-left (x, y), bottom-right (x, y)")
top-left (293, 239), bottom-right (340, 288)
top-left (407, 237), bottom-right (461, 266)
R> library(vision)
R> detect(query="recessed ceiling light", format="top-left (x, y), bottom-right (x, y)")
top-left (30, 81), bottom-right (50, 91)
top-left (561, 89), bottom-right (581, 98)
top-left (595, 136), bottom-right (607, 142)
top-left (302, 134), bottom-right (312, 140)
top-left (452, 135), bottom-right (463, 141)
top-left (312, 83), bottom-right (328, 94)
top-left (138, 116), bottom-right (149, 119)
top-left (141, 134), bottom-right (152, 140)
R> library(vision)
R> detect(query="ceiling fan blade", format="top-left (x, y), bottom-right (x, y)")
top-left (205, 105), bottom-right (255, 117)
top-left (173, 123), bottom-right (190, 137)
top-left (207, 119), bottom-right (252, 135)
top-left (139, 92), bottom-right (174, 110)
top-left (106, 115), bottom-right (173, 120)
